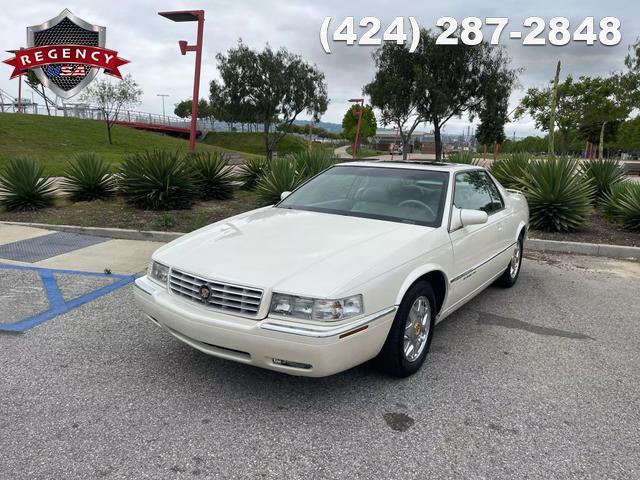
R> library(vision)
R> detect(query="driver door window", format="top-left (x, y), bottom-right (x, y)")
top-left (454, 171), bottom-right (504, 214)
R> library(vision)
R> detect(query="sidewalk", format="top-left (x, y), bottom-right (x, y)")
top-left (0, 224), bottom-right (163, 275)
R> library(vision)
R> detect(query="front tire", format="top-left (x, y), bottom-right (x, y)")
top-left (496, 234), bottom-right (524, 288)
top-left (376, 281), bottom-right (436, 377)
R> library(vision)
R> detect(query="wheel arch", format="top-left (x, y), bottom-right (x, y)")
top-left (516, 220), bottom-right (528, 242)
top-left (395, 267), bottom-right (449, 316)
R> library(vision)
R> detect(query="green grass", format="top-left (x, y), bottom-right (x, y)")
top-left (346, 146), bottom-right (380, 158)
top-left (0, 113), bottom-right (245, 176)
top-left (202, 131), bottom-right (309, 156)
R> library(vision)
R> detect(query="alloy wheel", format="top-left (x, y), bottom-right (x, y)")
top-left (403, 296), bottom-right (431, 362)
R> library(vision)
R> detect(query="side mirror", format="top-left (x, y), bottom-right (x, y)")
top-left (460, 209), bottom-right (488, 227)
top-left (280, 191), bottom-right (292, 201)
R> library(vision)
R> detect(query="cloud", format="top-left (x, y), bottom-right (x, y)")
top-left (1, 0), bottom-right (637, 137)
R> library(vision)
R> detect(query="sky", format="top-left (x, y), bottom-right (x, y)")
top-left (1, 0), bottom-right (638, 138)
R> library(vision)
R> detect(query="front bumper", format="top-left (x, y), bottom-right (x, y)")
top-left (134, 276), bottom-right (396, 377)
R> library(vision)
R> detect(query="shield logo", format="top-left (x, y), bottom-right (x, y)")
top-left (27, 9), bottom-right (106, 99)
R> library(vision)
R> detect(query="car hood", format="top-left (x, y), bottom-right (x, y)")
top-left (154, 207), bottom-right (433, 296)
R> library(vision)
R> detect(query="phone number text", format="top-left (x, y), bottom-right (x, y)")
top-left (319, 16), bottom-right (622, 53)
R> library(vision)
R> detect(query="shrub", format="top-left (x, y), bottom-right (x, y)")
top-left (602, 181), bottom-right (629, 220)
top-left (0, 157), bottom-right (56, 211)
top-left (292, 150), bottom-right (334, 180)
top-left (519, 157), bottom-right (594, 232)
top-left (256, 157), bottom-right (303, 204)
top-left (189, 151), bottom-right (235, 200)
top-left (159, 212), bottom-right (176, 228)
top-left (61, 153), bottom-right (116, 201)
top-left (237, 156), bottom-right (268, 190)
top-left (580, 158), bottom-right (626, 204)
top-left (447, 151), bottom-right (481, 166)
top-left (602, 181), bottom-right (640, 231)
top-left (490, 153), bottom-right (531, 190)
top-left (119, 150), bottom-right (197, 210)
top-left (187, 213), bottom-right (210, 232)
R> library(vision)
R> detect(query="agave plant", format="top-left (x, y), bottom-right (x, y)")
top-left (580, 158), bottom-right (625, 204)
top-left (118, 150), bottom-right (197, 210)
top-left (490, 152), bottom-right (531, 190)
top-left (0, 157), bottom-right (56, 211)
top-left (237, 156), bottom-right (268, 190)
top-left (61, 153), bottom-right (116, 201)
top-left (602, 181), bottom-right (640, 231)
top-left (256, 157), bottom-right (303, 204)
top-left (447, 151), bottom-right (481, 166)
top-left (518, 157), bottom-right (594, 232)
top-left (602, 181), bottom-right (630, 220)
top-left (188, 151), bottom-right (236, 200)
top-left (292, 150), bottom-right (334, 181)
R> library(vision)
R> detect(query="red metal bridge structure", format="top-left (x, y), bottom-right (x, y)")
top-left (60, 105), bottom-right (211, 138)
top-left (0, 89), bottom-right (212, 138)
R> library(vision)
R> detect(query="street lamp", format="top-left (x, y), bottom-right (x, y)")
top-left (158, 10), bottom-right (205, 152)
top-left (349, 98), bottom-right (364, 158)
top-left (157, 93), bottom-right (169, 123)
top-left (6, 48), bottom-right (23, 114)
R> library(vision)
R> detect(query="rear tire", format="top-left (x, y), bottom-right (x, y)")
top-left (496, 234), bottom-right (524, 288)
top-left (376, 281), bottom-right (436, 377)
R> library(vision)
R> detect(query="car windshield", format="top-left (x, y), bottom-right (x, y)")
top-left (277, 166), bottom-right (450, 227)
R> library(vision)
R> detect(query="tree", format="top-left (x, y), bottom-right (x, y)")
top-left (363, 43), bottom-right (421, 160)
top-left (210, 41), bottom-right (328, 160)
top-left (615, 116), bottom-right (640, 151)
top-left (501, 135), bottom-right (548, 154)
top-left (174, 99), bottom-right (191, 118)
top-left (25, 70), bottom-right (51, 115)
top-left (475, 100), bottom-right (507, 158)
top-left (626, 36), bottom-right (640, 73)
top-left (174, 98), bottom-right (211, 119)
top-left (475, 64), bottom-right (515, 157)
top-left (515, 75), bottom-right (581, 155)
top-left (80, 75), bottom-right (142, 144)
top-left (341, 104), bottom-right (377, 142)
top-left (411, 29), bottom-right (519, 161)
top-left (574, 75), bottom-right (634, 154)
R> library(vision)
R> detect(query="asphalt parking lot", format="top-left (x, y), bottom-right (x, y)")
top-left (1, 251), bottom-right (639, 479)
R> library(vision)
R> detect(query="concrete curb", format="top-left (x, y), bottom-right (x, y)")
top-left (526, 238), bottom-right (639, 260)
top-left (2, 220), bottom-right (638, 260)
top-left (0, 221), bottom-right (183, 243)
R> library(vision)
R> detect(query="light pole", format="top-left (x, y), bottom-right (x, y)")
top-left (349, 98), bottom-right (364, 158)
top-left (158, 10), bottom-right (205, 152)
top-left (157, 93), bottom-right (169, 123)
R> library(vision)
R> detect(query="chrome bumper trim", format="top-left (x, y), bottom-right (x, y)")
top-left (260, 307), bottom-right (397, 338)
top-left (134, 276), bottom-right (160, 296)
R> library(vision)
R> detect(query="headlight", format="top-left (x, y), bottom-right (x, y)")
top-left (147, 261), bottom-right (169, 286)
top-left (270, 293), bottom-right (363, 322)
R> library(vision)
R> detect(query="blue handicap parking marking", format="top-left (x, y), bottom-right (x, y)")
top-left (0, 263), bottom-right (136, 333)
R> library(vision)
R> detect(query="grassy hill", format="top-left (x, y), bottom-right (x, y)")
top-left (0, 113), bottom-right (247, 176)
top-left (202, 131), bottom-right (309, 156)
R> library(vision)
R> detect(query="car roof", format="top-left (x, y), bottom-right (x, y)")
top-left (335, 160), bottom-right (484, 174)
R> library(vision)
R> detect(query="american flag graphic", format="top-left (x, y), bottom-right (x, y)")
top-left (59, 65), bottom-right (86, 77)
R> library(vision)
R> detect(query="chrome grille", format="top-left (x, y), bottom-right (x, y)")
top-left (169, 269), bottom-right (263, 317)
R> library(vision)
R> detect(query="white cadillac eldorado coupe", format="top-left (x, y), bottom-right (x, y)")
top-left (134, 161), bottom-right (529, 377)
